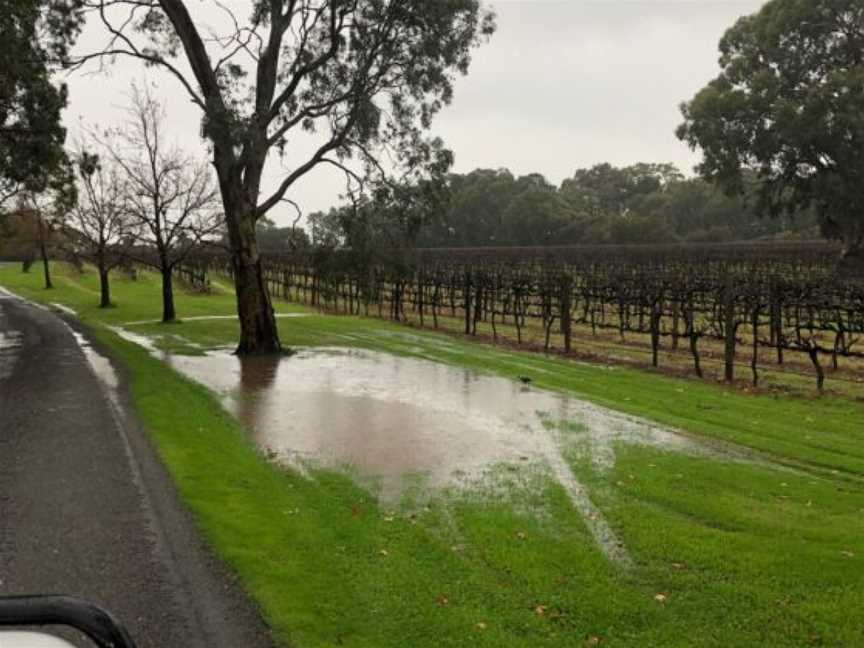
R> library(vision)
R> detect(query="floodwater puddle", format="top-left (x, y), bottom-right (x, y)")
top-left (121, 313), bottom-right (312, 326)
top-left (65, 324), bottom-right (120, 393)
top-left (111, 327), bottom-right (737, 564)
top-left (0, 328), bottom-right (23, 381)
top-left (50, 302), bottom-right (78, 317)
top-left (0, 300), bottom-right (23, 380)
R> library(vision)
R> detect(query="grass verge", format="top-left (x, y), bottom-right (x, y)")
top-left (2, 263), bottom-right (863, 647)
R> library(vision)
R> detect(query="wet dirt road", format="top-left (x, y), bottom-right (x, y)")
top-left (0, 292), bottom-right (274, 648)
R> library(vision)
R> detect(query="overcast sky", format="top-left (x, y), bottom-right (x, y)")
top-left (63, 0), bottom-right (766, 228)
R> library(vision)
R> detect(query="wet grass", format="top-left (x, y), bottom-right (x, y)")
top-left (2, 262), bottom-right (864, 647)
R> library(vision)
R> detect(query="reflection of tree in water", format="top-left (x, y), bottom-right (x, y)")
top-left (234, 355), bottom-right (282, 435)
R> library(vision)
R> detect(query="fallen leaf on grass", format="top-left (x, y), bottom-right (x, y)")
top-left (585, 636), bottom-right (602, 647)
top-left (474, 622), bottom-right (487, 631)
top-left (841, 550), bottom-right (855, 558)
top-left (379, 549), bottom-right (389, 557)
top-left (436, 594), bottom-right (449, 607)
top-left (534, 605), bottom-right (548, 616)
top-left (515, 531), bottom-right (528, 541)
top-left (671, 562), bottom-right (688, 571)
top-left (654, 593), bottom-right (668, 604)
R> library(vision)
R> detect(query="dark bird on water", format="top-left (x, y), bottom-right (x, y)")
top-left (518, 376), bottom-right (531, 384)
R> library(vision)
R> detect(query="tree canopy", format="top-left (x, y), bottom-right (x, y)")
top-left (677, 0), bottom-right (864, 258)
top-left (77, 0), bottom-right (495, 353)
top-left (0, 0), bottom-right (81, 207)
top-left (306, 163), bottom-right (817, 251)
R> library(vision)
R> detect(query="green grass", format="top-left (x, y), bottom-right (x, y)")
top-left (2, 262), bottom-right (863, 647)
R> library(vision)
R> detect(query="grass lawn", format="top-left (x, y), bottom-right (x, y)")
top-left (2, 262), bottom-right (863, 647)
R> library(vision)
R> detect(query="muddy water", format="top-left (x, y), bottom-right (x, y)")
top-left (164, 348), bottom-right (707, 485)
top-left (112, 331), bottom-right (729, 563)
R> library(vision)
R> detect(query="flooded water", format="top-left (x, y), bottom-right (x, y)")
top-left (0, 328), bottom-right (22, 381)
top-left (121, 313), bottom-right (312, 326)
top-left (50, 302), bottom-right (78, 317)
top-left (65, 324), bottom-right (120, 394)
top-left (110, 327), bottom-right (736, 563)
top-left (168, 346), bottom-right (708, 484)
top-left (0, 294), bottom-right (23, 381)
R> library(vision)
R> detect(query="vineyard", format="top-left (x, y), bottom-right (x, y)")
top-left (184, 241), bottom-right (864, 393)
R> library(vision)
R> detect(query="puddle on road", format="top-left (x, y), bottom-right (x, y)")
top-left (110, 327), bottom-right (734, 563)
top-left (0, 328), bottom-right (23, 381)
top-left (65, 325), bottom-right (120, 393)
top-left (0, 300), bottom-right (23, 381)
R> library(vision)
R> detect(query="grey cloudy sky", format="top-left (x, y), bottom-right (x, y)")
top-left (63, 0), bottom-right (765, 228)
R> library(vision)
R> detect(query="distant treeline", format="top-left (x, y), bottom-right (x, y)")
top-left (298, 163), bottom-right (818, 253)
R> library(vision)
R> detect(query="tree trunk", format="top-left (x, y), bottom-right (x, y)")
top-left (99, 266), bottom-right (111, 308)
top-left (723, 279), bottom-right (736, 382)
top-left (808, 346), bottom-right (825, 393)
top-left (750, 307), bottom-right (759, 387)
top-left (225, 203), bottom-right (281, 355)
top-left (162, 266), bottom-right (176, 323)
top-left (463, 272), bottom-right (472, 335)
top-left (40, 242), bottom-right (52, 289)
top-left (650, 300), bottom-right (661, 368)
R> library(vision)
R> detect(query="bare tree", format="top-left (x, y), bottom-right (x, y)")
top-left (71, 0), bottom-right (495, 354)
top-left (1, 202), bottom-right (53, 283)
top-left (108, 85), bottom-right (220, 322)
top-left (23, 195), bottom-right (56, 289)
top-left (67, 151), bottom-right (129, 307)
top-left (5, 173), bottom-right (75, 287)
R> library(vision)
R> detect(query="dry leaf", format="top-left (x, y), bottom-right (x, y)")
top-left (671, 562), bottom-right (687, 571)
top-left (436, 594), bottom-right (449, 607)
top-left (474, 622), bottom-right (487, 631)
top-left (379, 549), bottom-right (389, 557)
top-left (654, 593), bottom-right (668, 604)
top-left (841, 550), bottom-right (855, 558)
top-left (585, 636), bottom-right (602, 647)
top-left (516, 531), bottom-right (528, 541)
top-left (534, 605), bottom-right (548, 616)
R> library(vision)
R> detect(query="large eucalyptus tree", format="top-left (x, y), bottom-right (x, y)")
top-left (73, 0), bottom-right (495, 353)
top-left (678, 0), bottom-right (864, 260)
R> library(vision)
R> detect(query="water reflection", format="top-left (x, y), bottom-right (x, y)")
top-left (110, 332), bottom-right (745, 562)
top-left (162, 347), bottom-right (709, 503)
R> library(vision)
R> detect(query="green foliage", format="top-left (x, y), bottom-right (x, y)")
top-left (3, 263), bottom-right (864, 647)
top-left (406, 165), bottom-right (816, 248)
top-left (0, 0), bottom-right (81, 205)
top-left (115, 0), bottom-right (496, 217)
top-left (256, 217), bottom-right (311, 254)
top-left (678, 0), bottom-right (864, 258)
